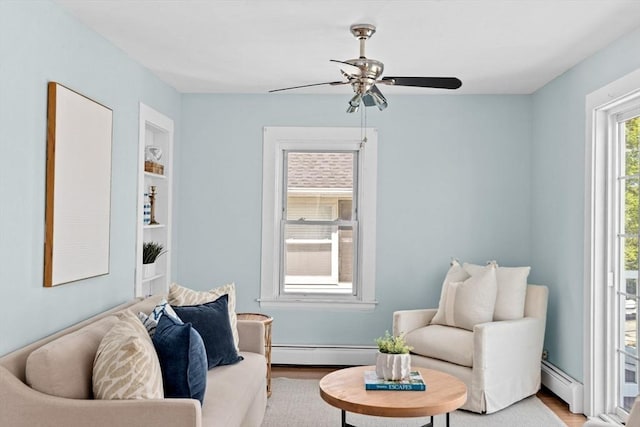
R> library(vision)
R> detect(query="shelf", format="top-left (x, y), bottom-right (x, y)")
top-left (136, 103), bottom-right (173, 298)
top-left (142, 273), bottom-right (165, 283)
top-left (144, 224), bottom-right (165, 229)
top-left (144, 171), bottom-right (166, 179)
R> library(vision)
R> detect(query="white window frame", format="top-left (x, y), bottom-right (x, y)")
top-left (585, 67), bottom-right (640, 420)
top-left (260, 127), bottom-right (377, 310)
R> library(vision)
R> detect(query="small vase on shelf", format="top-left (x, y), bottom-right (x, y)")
top-left (143, 262), bottom-right (156, 279)
top-left (142, 241), bottom-right (165, 279)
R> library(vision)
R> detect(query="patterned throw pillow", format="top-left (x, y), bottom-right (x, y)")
top-left (93, 310), bottom-right (164, 400)
top-left (168, 282), bottom-right (239, 351)
top-left (137, 299), bottom-right (181, 337)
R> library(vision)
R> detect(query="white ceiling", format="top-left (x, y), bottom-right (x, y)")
top-left (55, 0), bottom-right (640, 95)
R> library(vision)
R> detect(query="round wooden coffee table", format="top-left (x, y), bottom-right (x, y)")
top-left (319, 365), bottom-right (467, 427)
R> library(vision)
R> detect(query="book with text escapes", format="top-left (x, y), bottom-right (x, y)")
top-left (363, 370), bottom-right (426, 391)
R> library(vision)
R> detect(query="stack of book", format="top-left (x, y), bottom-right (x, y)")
top-left (363, 370), bottom-right (426, 391)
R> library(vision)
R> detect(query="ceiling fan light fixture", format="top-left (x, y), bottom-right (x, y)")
top-left (370, 91), bottom-right (387, 111)
top-left (347, 93), bottom-right (362, 113)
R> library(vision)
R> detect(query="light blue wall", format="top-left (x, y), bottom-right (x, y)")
top-left (0, 1), bottom-right (181, 355)
top-left (177, 94), bottom-right (531, 345)
top-left (530, 27), bottom-right (640, 381)
top-left (6, 1), bottom-right (639, 385)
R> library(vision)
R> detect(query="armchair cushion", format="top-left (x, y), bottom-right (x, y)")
top-left (405, 324), bottom-right (474, 368)
top-left (431, 262), bottom-right (497, 331)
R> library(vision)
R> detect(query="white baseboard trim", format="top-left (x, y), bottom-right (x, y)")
top-left (272, 344), bottom-right (377, 366)
top-left (541, 360), bottom-right (584, 414)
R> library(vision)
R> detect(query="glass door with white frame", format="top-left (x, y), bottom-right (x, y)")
top-left (614, 111), bottom-right (640, 418)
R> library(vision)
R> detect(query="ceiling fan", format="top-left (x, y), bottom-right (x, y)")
top-left (269, 24), bottom-right (462, 113)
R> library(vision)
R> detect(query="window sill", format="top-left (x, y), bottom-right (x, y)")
top-left (257, 298), bottom-right (377, 311)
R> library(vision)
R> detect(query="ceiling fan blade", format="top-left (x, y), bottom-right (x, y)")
top-left (269, 80), bottom-right (349, 93)
top-left (362, 85), bottom-right (387, 110)
top-left (330, 59), bottom-right (361, 76)
top-left (380, 76), bottom-right (462, 90)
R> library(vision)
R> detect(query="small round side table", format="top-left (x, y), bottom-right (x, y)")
top-left (237, 312), bottom-right (273, 397)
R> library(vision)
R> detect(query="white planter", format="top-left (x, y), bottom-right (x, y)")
top-left (375, 351), bottom-right (411, 380)
top-left (143, 262), bottom-right (156, 279)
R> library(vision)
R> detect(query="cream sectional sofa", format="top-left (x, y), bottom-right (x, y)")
top-left (0, 295), bottom-right (267, 427)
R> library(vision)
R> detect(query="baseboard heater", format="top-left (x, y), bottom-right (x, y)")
top-left (541, 360), bottom-right (584, 414)
top-left (272, 344), bottom-right (377, 366)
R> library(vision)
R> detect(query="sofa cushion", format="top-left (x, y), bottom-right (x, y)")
top-left (431, 264), bottom-right (497, 331)
top-left (93, 310), bottom-right (164, 400)
top-left (168, 282), bottom-right (239, 351)
top-left (464, 262), bottom-right (530, 320)
top-left (173, 295), bottom-right (243, 369)
top-left (405, 324), bottom-right (474, 367)
top-left (25, 315), bottom-right (118, 399)
top-left (201, 351), bottom-right (267, 427)
top-left (153, 311), bottom-right (207, 404)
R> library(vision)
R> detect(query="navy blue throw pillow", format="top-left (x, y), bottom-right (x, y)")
top-left (152, 313), bottom-right (207, 404)
top-left (172, 294), bottom-right (243, 369)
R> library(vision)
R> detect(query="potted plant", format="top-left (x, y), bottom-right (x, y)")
top-left (374, 331), bottom-right (413, 380)
top-left (142, 241), bottom-right (165, 278)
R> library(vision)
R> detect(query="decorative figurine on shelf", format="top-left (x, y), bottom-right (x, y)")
top-left (143, 192), bottom-right (151, 225)
top-left (145, 145), bottom-right (163, 163)
top-left (144, 145), bottom-right (164, 175)
top-left (149, 185), bottom-right (159, 225)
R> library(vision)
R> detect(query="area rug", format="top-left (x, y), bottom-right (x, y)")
top-left (262, 378), bottom-right (565, 427)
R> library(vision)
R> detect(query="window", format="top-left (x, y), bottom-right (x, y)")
top-left (260, 127), bottom-right (377, 309)
top-left (586, 70), bottom-right (640, 421)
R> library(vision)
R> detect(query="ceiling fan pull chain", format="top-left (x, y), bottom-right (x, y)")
top-left (360, 106), bottom-right (368, 146)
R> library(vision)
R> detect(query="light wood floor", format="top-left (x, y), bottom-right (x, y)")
top-left (272, 365), bottom-right (587, 427)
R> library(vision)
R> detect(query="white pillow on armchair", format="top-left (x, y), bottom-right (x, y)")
top-left (431, 260), bottom-right (498, 331)
top-left (464, 261), bottom-right (530, 320)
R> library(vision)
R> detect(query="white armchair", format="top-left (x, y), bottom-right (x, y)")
top-left (393, 284), bottom-right (548, 414)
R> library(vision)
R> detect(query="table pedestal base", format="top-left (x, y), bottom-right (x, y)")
top-left (340, 410), bottom-right (449, 427)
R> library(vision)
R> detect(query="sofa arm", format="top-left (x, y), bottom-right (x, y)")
top-left (0, 367), bottom-right (201, 427)
top-left (393, 309), bottom-right (438, 336)
top-left (237, 319), bottom-right (266, 355)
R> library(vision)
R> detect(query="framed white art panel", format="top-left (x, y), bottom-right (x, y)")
top-left (44, 82), bottom-right (113, 287)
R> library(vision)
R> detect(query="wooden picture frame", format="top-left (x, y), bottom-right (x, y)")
top-left (44, 82), bottom-right (113, 287)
